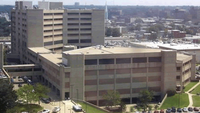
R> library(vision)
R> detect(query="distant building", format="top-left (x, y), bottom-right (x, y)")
top-left (105, 2), bottom-right (108, 20)
top-left (11, 1), bottom-right (105, 63)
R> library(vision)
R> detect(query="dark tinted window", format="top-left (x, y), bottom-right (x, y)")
top-left (68, 39), bottom-right (79, 43)
top-left (85, 59), bottom-right (97, 65)
top-left (99, 59), bottom-right (114, 64)
top-left (133, 57), bottom-right (147, 63)
top-left (54, 40), bottom-right (63, 44)
top-left (80, 39), bottom-right (91, 43)
top-left (116, 58), bottom-right (131, 64)
top-left (149, 57), bottom-right (162, 62)
top-left (44, 42), bottom-right (53, 46)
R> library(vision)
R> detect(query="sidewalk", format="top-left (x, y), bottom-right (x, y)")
top-left (186, 81), bottom-right (200, 107)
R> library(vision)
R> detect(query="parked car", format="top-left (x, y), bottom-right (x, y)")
top-left (154, 110), bottom-right (159, 113)
top-left (171, 107), bottom-right (176, 112)
top-left (18, 78), bottom-right (23, 81)
top-left (194, 107), bottom-right (199, 111)
top-left (160, 109), bottom-right (164, 113)
top-left (166, 108), bottom-right (171, 113)
top-left (40, 109), bottom-right (50, 113)
top-left (182, 107), bottom-right (188, 112)
top-left (177, 108), bottom-right (182, 112)
top-left (188, 107), bottom-right (193, 112)
top-left (52, 106), bottom-right (61, 113)
top-left (41, 98), bottom-right (50, 104)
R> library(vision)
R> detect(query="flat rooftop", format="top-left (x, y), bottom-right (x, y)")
top-left (177, 53), bottom-right (192, 61)
top-left (40, 53), bottom-right (62, 65)
top-left (29, 47), bottom-right (52, 53)
top-left (131, 42), bottom-right (200, 51)
top-left (159, 44), bottom-right (200, 51)
top-left (63, 46), bottom-right (162, 55)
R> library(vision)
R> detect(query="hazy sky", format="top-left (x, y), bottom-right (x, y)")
top-left (1, 0), bottom-right (200, 6)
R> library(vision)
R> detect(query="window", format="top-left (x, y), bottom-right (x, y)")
top-left (54, 13), bottom-right (63, 15)
top-left (176, 76), bottom-right (180, 80)
top-left (68, 13), bottom-right (79, 15)
top-left (44, 41), bottom-right (53, 46)
top-left (44, 24), bottom-right (53, 27)
top-left (177, 67), bottom-right (181, 71)
top-left (81, 18), bottom-right (91, 20)
top-left (54, 29), bottom-right (62, 31)
top-left (54, 40), bottom-right (63, 44)
top-left (80, 39), bottom-right (91, 43)
top-left (68, 23), bottom-right (79, 25)
top-left (80, 28), bottom-right (91, 31)
top-left (54, 18), bottom-right (63, 20)
top-left (133, 57), bottom-right (147, 63)
top-left (54, 24), bottom-right (63, 26)
top-left (68, 28), bottom-right (79, 31)
top-left (149, 57), bottom-right (162, 62)
top-left (99, 59), bottom-right (114, 64)
top-left (44, 30), bottom-right (53, 32)
top-left (68, 39), bottom-right (79, 43)
top-left (85, 59), bottom-right (97, 65)
top-left (68, 34), bottom-right (79, 36)
top-left (80, 13), bottom-right (92, 15)
top-left (44, 13), bottom-right (53, 15)
top-left (116, 58), bottom-right (131, 64)
top-left (68, 18), bottom-right (79, 20)
top-left (80, 23), bottom-right (91, 25)
top-left (80, 33), bottom-right (91, 36)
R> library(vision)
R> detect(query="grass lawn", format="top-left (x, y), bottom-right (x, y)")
top-left (7, 104), bottom-right (43, 113)
top-left (191, 84), bottom-right (200, 94)
top-left (183, 82), bottom-right (198, 92)
top-left (192, 95), bottom-right (200, 107)
top-left (160, 93), bottom-right (189, 109)
top-left (78, 102), bottom-right (106, 113)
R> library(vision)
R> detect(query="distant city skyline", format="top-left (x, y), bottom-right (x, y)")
top-left (1, 0), bottom-right (200, 6)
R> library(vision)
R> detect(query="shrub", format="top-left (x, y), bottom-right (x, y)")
top-left (166, 89), bottom-right (176, 96)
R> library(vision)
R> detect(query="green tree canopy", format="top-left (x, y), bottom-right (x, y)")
top-left (138, 89), bottom-right (154, 111)
top-left (103, 90), bottom-right (121, 108)
top-left (17, 84), bottom-right (38, 105)
top-left (0, 80), bottom-right (17, 112)
top-left (34, 83), bottom-right (50, 104)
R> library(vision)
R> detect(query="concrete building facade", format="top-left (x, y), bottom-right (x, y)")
top-left (26, 46), bottom-right (196, 106)
top-left (11, 1), bottom-right (105, 63)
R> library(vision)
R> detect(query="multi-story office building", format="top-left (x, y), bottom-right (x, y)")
top-left (26, 46), bottom-right (196, 105)
top-left (11, 1), bottom-right (104, 63)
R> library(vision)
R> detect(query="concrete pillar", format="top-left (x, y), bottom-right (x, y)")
top-left (0, 43), bottom-right (4, 68)
top-left (161, 50), bottom-right (177, 97)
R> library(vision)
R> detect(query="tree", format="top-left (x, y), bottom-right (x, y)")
top-left (103, 90), bottom-right (121, 108)
top-left (105, 28), bottom-right (112, 37)
top-left (17, 85), bottom-right (37, 105)
top-left (0, 80), bottom-right (17, 113)
top-left (138, 90), bottom-right (154, 111)
top-left (34, 83), bottom-right (50, 104)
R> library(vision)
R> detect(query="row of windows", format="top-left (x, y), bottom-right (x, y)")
top-left (44, 40), bottom-right (63, 46)
top-left (44, 34), bottom-right (62, 38)
top-left (67, 13), bottom-right (91, 15)
top-left (85, 57), bottom-right (162, 65)
top-left (44, 24), bottom-right (63, 27)
top-left (68, 28), bottom-right (91, 31)
top-left (68, 39), bottom-right (91, 43)
top-left (67, 18), bottom-right (91, 20)
top-left (44, 13), bottom-right (63, 15)
top-left (67, 23), bottom-right (91, 26)
top-left (67, 33), bottom-right (91, 36)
